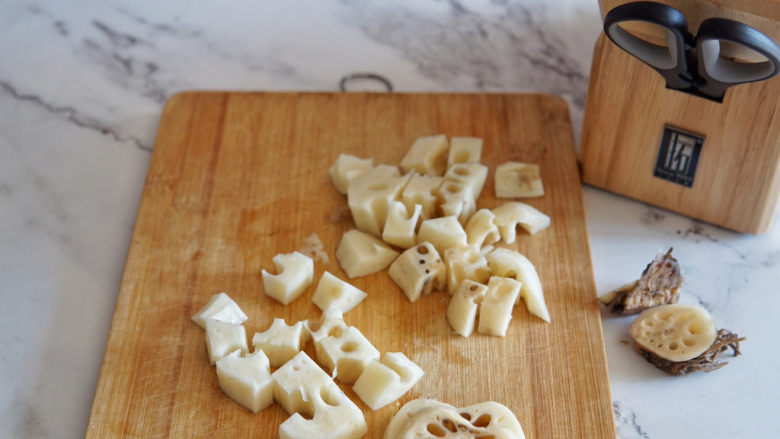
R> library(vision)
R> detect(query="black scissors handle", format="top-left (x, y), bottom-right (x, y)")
top-left (605, 2), bottom-right (780, 101)
top-left (696, 18), bottom-right (780, 99)
top-left (604, 1), bottom-right (694, 90)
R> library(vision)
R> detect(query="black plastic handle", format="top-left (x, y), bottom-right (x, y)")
top-left (696, 18), bottom-right (780, 99)
top-left (604, 1), bottom-right (694, 89)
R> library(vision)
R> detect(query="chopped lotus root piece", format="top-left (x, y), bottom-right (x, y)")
top-left (630, 304), bottom-right (744, 375)
top-left (600, 248), bottom-right (683, 315)
top-left (388, 242), bottom-right (446, 303)
top-left (400, 135), bottom-right (449, 176)
top-left (384, 398), bottom-right (525, 439)
top-left (495, 161), bottom-right (544, 198)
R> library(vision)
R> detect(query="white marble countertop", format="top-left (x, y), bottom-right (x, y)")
top-left (1, 1), bottom-right (778, 438)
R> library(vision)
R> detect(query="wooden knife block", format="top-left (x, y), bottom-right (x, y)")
top-left (579, 33), bottom-right (780, 234)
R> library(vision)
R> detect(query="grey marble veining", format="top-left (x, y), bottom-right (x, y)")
top-left (1, 1), bottom-right (778, 438)
top-left (338, 0), bottom-right (598, 134)
top-left (613, 401), bottom-right (651, 439)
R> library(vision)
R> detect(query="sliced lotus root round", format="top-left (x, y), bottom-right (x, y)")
top-left (629, 304), bottom-right (716, 362)
top-left (384, 398), bottom-right (525, 439)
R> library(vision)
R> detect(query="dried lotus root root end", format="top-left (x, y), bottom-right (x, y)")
top-left (600, 247), bottom-right (683, 315)
top-left (630, 304), bottom-right (745, 376)
top-left (384, 398), bottom-right (525, 439)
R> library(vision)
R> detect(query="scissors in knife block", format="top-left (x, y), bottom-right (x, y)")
top-left (604, 1), bottom-right (780, 101)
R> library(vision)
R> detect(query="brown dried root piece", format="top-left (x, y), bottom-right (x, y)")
top-left (600, 248), bottom-right (683, 315)
top-left (635, 329), bottom-right (745, 376)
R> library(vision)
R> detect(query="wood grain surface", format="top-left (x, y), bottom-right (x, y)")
top-left (86, 92), bottom-right (616, 438)
top-left (579, 34), bottom-right (780, 234)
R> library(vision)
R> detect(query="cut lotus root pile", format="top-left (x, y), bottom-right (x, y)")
top-left (384, 399), bottom-right (525, 439)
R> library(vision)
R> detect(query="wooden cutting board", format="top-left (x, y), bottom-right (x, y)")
top-left (86, 92), bottom-right (616, 438)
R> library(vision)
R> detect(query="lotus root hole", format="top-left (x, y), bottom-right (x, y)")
top-left (460, 412), bottom-right (472, 421)
top-left (427, 423), bottom-right (447, 437)
top-left (341, 341), bottom-right (358, 352)
top-left (454, 167), bottom-right (469, 176)
top-left (320, 387), bottom-right (340, 407)
top-left (454, 151), bottom-right (470, 163)
top-left (469, 284), bottom-right (478, 292)
top-left (447, 184), bottom-right (461, 193)
top-left (472, 413), bottom-right (492, 428)
top-left (441, 418), bottom-right (458, 432)
top-left (328, 326), bottom-right (344, 338)
top-left (688, 323), bottom-right (703, 334)
top-left (683, 337), bottom-right (696, 347)
top-left (417, 245), bottom-right (429, 255)
top-left (669, 342), bottom-right (679, 350)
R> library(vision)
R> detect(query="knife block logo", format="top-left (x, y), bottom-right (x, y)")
top-left (653, 126), bottom-right (704, 188)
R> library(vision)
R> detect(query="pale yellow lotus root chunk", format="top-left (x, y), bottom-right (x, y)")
top-left (382, 201), bottom-right (422, 249)
top-left (216, 349), bottom-right (273, 413)
top-left (401, 173), bottom-right (443, 220)
top-left (446, 280), bottom-right (489, 337)
top-left (388, 242), bottom-right (446, 303)
top-left (311, 271), bottom-right (367, 314)
top-left (261, 251), bottom-right (314, 305)
top-left (486, 248), bottom-right (550, 322)
top-left (495, 161), bottom-right (544, 198)
top-left (492, 201), bottom-right (551, 242)
top-left (307, 307), bottom-right (347, 343)
top-left (478, 276), bottom-right (521, 337)
top-left (465, 208), bottom-right (500, 248)
top-left (447, 136), bottom-right (483, 168)
top-left (251, 318), bottom-right (308, 368)
top-left (444, 162), bottom-right (488, 199)
top-left (336, 229), bottom-right (400, 279)
top-left (629, 304), bottom-right (717, 362)
top-left (205, 319), bottom-right (248, 364)
top-left (436, 180), bottom-right (476, 224)
top-left (191, 292), bottom-right (248, 330)
top-left (315, 325), bottom-right (380, 384)
top-left (273, 351), bottom-right (367, 439)
top-left (353, 352), bottom-right (425, 410)
top-left (417, 216), bottom-right (468, 255)
top-left (347, 165), bottom-right (410, 236)
top-left (399, 134), bottom-right (449, 176)
top-left (384, 398), bottom-right (525, 439)
top-left (443, 244), bottom-right (490, 294)
top-left (329, 153), bottom-right (374, 195)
